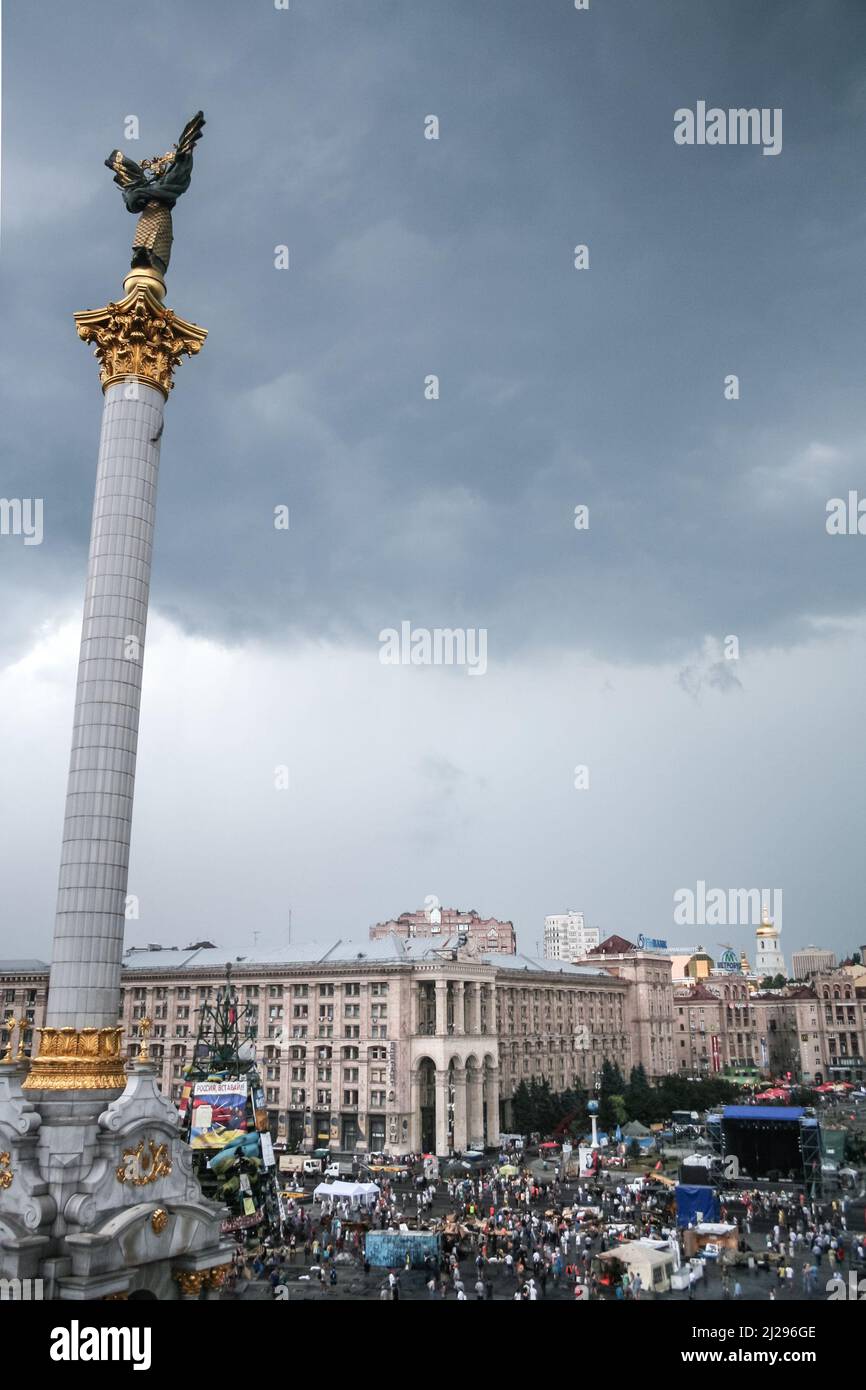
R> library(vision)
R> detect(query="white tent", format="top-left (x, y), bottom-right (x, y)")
top-left (313, 1180), bottom-right (380, 1208)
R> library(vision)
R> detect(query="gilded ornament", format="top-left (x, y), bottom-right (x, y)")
top-left (151, 1207), bottom-right (169, 1235)
top-left (173, 1269), bottom-right (206, 1298)
top-left (137, 1017), bottom-right (152, 1062)
top-left (116, 1138), bottom-right (173, 1186)
top-left (75, 287), bottom-right (207, 399)
top-left (22, 1026), bottom-right (125, 1091)
top-left (0, 1152), bottom-right (12, 1191)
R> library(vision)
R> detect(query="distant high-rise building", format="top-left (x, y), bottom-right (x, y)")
top-left (370, 906), bottom-right (516, 954)
top-left (791, 946), bottom-right (837, 979)
top-left (543, 911), bottom-right (600, 961)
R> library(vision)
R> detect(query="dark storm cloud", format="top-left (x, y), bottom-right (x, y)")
top-left (3, 0), bottom-right (866, 667)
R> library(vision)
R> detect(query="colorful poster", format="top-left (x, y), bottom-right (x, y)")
top-left (251, 1081), bottom-right (268, 1133)
top-left (190, 1080), bottom-right (248, 1150)
top-left (177, 1078), bottom-right (194, 1123)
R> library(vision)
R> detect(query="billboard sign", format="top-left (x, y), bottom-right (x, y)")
top-left (190, 1080), bottom-right (248, 1150)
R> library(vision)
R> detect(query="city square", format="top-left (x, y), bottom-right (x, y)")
top-left (0, 0), bottom-right (864, 1365)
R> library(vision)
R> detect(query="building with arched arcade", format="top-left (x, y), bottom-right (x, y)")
top-left (0, 934), bottom-right (676, 1156)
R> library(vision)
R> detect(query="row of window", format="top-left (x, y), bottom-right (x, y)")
top-left (129, 981), bottom-right (390, 1002)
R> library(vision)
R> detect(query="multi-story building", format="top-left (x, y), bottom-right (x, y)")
top-left (586, 936), bottom-right (675, 1079)
top-left (543, 911), bottom-right (600, 961)
top-left (670, 968), bottom-right (866, 1086)
top-left (791, 946), bottom-right (837, 980)
top-left (674, 975), bottom-right (766, 1075)
top-left (0, 933), bottom-right (675, 1154)
top-left (370, 906), bottom-right (516, 954)
top-left (0, 960), bottom-right (48, 1059)
top-left (785, 973), bottom-right (865, 1085)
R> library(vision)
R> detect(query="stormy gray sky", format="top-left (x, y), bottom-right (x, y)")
top-left (2, 0), bottom-right (865, 964)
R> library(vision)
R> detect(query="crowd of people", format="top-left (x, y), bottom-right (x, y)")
top-left (221, 1148), bottom-right (865, 1301)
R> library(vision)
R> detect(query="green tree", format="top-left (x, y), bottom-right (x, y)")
top-left (625, 1064), bottom-right (653, 1125)
top-left (610, 1094), bottom-right (627, 1127)
top-left (511, 1079), bottom-right (531, 1133)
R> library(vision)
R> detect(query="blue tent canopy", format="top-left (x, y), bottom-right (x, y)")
top-left (675, 1184), bottom-right (720, 1227)
top-left (722, 1106), bottom-right (804, 1121)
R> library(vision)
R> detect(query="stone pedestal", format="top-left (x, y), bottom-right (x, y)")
top-left (0, 1060), bottom-right (231, 1299)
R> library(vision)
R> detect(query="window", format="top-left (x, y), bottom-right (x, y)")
top-left (344, 1025), bottom-right (360, 1039)
top-left (269, 1005), bottom-right (283, 1019)
top-left (369, 1046), bottom-right (387, 1061)
top-left (3, 990), bottom-right (15, 1004)
top-left (342, 1046), bottom-right (359, 1060)
top-left (370, 1068), bottom-right (386, 1084)
top-left (291, 1066), bottom-right (305, 1082)
top-left (344, 1004), bottom-right (360, 1019)
top-left (269, 985), bottom-right (281, 998)
top-left (291, 1087), bottom-right (306, 1106)
top-left (266, 1087), bottom-right (279, 1103)
top-left (176, 1025), bottom-right (189, 1039)
top-left (317, 1067), bottom-right (332, 1083)
top-left (371, 1003), bottom-right (387, 1021)
top-left (344, 1067), bottom-right (359, 1083)
top-left (177, 987), bottom-right (190, 1001)
top-left (344, 983), bottom-right (360, 996)
top-left (319, 984), bottom-right (334, 998)
top-left (316, 1089), bottom-right (331, 1107)
top-left (176, 1006), bottom-right (189, 1020)
top-left (370, 1090), bottom-right (386, 1107)
top-left (293, 984), bottom-right (309, 998)
top-left (371, 982), bottom-right (389, 996)
top-left (343, 1089), bottom-right (358, 1106)
top-left (319, 1005), bottom-right (334, 1022)
top-left (292, 1026), bottom-right (308, 1039)
top-left (371, 1025), bottom-right (387, 1039)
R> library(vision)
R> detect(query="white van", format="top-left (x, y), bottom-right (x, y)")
top-left (303, 1157), bottom-right (325, 1176)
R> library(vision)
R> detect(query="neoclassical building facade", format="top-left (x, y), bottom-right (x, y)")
top-left (0, 934), bottom-right (675, 1155)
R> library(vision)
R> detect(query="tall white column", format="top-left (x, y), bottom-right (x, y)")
top-left (452, 1067), bottom-right (468, 1152)
top-left (485, 1064), bottom-right (501, 1146)
top-left (435, 980), bottom-right (448, 1037)
top-left (24, 277), bottom-right (205, 1094)
top-left (48, 382), bottom-right (165, 1029)
top-left (435, 1068), bottom-right (449, 1155)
